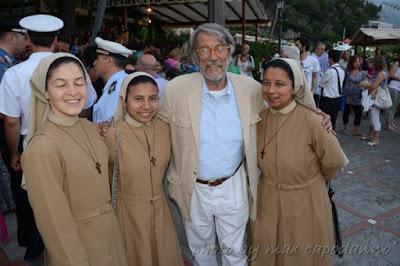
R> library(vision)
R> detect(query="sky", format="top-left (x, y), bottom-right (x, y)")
top-left (368, 0), bottom-right (400, 27)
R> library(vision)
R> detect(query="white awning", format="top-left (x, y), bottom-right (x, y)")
top-left (351, 28), bottom-right (400, 45)
top-left (81, 0), bottom-right (269, 27)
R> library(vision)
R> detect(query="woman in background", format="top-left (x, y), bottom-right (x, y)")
top-left (385, 56), bottom-right (400, 131)
top-left (0, 150), bottom-right (14, 244)
top-left (342, 56), bottom-right (366, 136)
top-left (362, 55), bottom-right (389, 146)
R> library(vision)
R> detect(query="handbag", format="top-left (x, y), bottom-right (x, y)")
top-left (361, 89), bottom-right (373, 112)
top-left (374, 86), bottom-right (393, 109)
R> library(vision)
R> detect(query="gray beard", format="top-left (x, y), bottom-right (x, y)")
top-left (203, 72), bottom-right (226, 84)
top-left (200, 62), bottom-right (229, 85)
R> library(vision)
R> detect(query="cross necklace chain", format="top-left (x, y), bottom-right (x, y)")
top-left (260, 106), bottom-right (297, 159)
top-left (128, 121), bottom-right (157, 167)
top-left (52, 120), bottom-right (102, 174)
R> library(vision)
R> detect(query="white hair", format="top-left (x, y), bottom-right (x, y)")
top-left (281, 46), bottom-right (300, 63)
top-left (189, 23), bottom-right (235, 65)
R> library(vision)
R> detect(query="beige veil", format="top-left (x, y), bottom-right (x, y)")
top-left (26, 52), bottom-right (91, 144)
top-left (272, 58), bottom-right (317, 112)
top-left (113, 71), bottom-right (155, 124)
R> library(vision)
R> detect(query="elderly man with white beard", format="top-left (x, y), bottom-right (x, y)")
top-left (158, 23), bottom-right (264, 266)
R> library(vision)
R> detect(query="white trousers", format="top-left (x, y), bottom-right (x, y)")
top-left (184, 165), bottom-right (249, 266)
top-left (369, 106), bottom-right (381, 131)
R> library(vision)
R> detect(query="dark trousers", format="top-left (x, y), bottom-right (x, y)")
top-left (343, 104), bottom-right (363, 126)
top-left (314, 94), bottom-right (321, 107)
top-left (319, 96), bottom-right (341, 131)
top-left (4, 137), bottom-right (43, 261)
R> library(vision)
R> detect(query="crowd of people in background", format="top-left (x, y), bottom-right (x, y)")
top-left (0, 13), bottom-right (399, 266)
top-left (44, 25), bottom-right (400, 140)
top-left (262, 39), bottom-right (400, 147)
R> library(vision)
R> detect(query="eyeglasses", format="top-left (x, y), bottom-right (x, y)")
top-left (14, 32), bottom-right (27, 40)
top-left (195, 45), bottom-right (230, 59)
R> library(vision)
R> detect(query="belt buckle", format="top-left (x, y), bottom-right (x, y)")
top-left (208, 178), bottom-right (217, 186)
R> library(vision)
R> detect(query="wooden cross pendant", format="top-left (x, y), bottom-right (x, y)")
top-left (260, 149), bottom-right (266, 159)
top-left (96, 162), bottom-right (102, 174)
top-left (150, 157), bottom-right (156, 167)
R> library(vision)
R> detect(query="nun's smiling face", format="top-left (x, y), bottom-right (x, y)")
top-left (45, 62), bottom-right (87, 117)
top-left (125, 82), bottom-right (158, 123)
top-left (262, 67), bottom-right (294, 110)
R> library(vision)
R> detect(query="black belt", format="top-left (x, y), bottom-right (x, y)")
top-left (196, 161), bottom-right (243, 187)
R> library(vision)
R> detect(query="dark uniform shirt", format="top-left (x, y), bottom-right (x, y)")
top-left (0, 48), bottom-right (16, 81)
top-left (0, 48), bottom-right (16, 152)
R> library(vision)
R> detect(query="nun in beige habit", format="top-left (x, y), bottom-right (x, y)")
top-left (105, 72), bottom-right (184, 266)
top-left (21, 53), bottom-right (127, 266)
top-left (251, 58), bottom-right (348, 266)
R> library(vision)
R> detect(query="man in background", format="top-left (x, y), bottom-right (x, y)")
top-left (295, 37), bottom-right (320, 93)
top-left (0, 18), bottom-right (27, 79)
top-left (319, 50), bottom-right (345, 130)
top-left (136, 53), bottom-right (168, 98)
top-left (92, 37), bottom-right (133, 124)
top-left (312, 41), bottom-right (330, 104)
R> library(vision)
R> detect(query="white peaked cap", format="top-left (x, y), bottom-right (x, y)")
top-left (95, 37), bottom-right (133, 58)
top-left (19, 14), bottom-right (63, 33)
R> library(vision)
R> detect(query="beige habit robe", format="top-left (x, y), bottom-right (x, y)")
top-left (105, 72), bottom-right (184, 266)
top-left (251, 58), bottom-right (348, 266)
top-left (21, 53), bottom-right (127, 266)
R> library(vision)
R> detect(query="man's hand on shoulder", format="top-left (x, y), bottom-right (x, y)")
top-left (95, 121), bottom-right (111, 139)
top-left (316, 108), bottom-right (335, 135)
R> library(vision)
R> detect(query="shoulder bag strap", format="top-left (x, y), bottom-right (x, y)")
top-left (383, 71), bottom-right (389, 85)
top-left (332, 67), bottom-right (343, 95)
top-left (111, 123), bottom-right (120, 209)
top-left (328, 182), bottom-right (344, 257)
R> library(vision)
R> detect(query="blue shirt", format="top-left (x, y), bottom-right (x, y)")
top-left (312, 52), bottom-right (330, 73)
top-left (93, 70), bottom-right (127, 123)
top-left (198, 78), bottom-right (244, 180)
top-left (0, 48), bottom-right (16, 81)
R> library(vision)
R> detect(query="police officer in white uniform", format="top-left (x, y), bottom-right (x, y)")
top-left (0, 18), bottom-right (27, 80)
top-left (92, 37), bottom-right (133, 123)
top-left (0, 18), bottom-right (28, 163)
top-left (0, 14), bottom-right (97, 170)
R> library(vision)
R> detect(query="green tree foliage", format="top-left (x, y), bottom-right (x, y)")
top-left (248, 42), bottom-right (275, 66)
top-left (282, 0), bottom-right (381, 43)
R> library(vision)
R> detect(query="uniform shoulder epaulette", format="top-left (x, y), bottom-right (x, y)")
top-left (108, 80), bottom-right (117, 94)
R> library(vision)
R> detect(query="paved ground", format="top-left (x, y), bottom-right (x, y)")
top-left (1, 112), bottom-right (399, 266)
top-left (331, 113), bottom-right (400, 266)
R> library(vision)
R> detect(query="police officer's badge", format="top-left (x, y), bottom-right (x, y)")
top-left (108, 81), bottom-right (117, 94)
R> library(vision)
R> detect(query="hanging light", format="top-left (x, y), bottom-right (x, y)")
top-left (276, 0), bottom-right (285, 52)
top-left (276, 0), bottom-right (285, 9)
